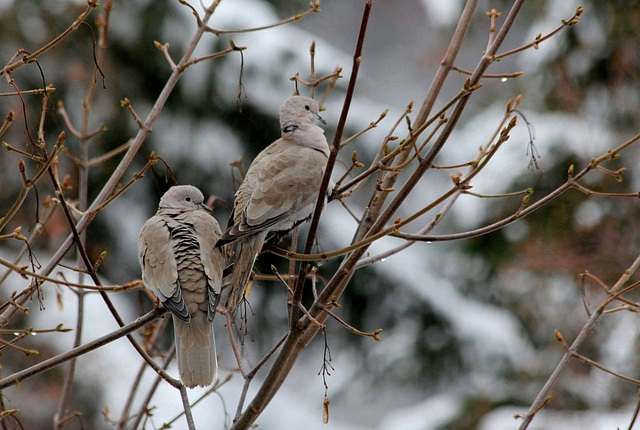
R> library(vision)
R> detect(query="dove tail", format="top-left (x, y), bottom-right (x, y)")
top-left (173, 313), bottom-right (217, 388)
top-left (227, 233), bottom-right (266, 312)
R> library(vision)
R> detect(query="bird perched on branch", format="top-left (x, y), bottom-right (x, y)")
top-left (138, 185), bottom-right (223, 388)
top-left (218, 95), bottom-right (330, 311)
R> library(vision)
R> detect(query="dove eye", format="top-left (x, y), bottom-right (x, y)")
top-left (304, 105), bottom-right (310, 110)
top-left (185, 197), bottom-right (191, 202)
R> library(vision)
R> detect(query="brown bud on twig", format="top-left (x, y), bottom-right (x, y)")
top-left (451, 170), bottom-right (463, 186)
top-left (153, 41), bottom-right (167, 51)
top-left (61, 175), bottom-right (72, 191)
top-left (94, 250), bottom-right (107, 271)
top-left (534, 33), bottom-right (542, 49)
top-left (329, 297), bottom-right (342, 309)
top-left (351, 152), bottom-right (363, 167)
top-left (18, 159), bottom-right (26, 181)
top-left (554, 329), bottom-right (564, 343)
top-left (56, 131), bottom-right (66, 149)
top-left (229, 39), bottom-right (246, 51)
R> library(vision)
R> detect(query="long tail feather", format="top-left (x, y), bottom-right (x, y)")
top-left (173, 313), bottom-right (217, 388)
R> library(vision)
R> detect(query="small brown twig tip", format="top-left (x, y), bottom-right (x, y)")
top-left (229, 40), bottom-right (247, 51)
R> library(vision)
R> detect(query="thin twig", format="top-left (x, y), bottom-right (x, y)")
top-left (0, 134), bottom-right (64, 233)
top-left (233, 334), bottom-right (287, 422)
top-left (491, 6), bottom-right (583, 62)
top-left (627, 389), bottom-right (640, 430)
top-left (178, 387), bottom-right (196, 430)
top-left (225, 310), bottom-right (248, 378)
top-left (180, 42), bottom-right (245, 71)
top-left (518, 252), bottom-right (640, 429)
top-left (0, 309), bottom-right (163, 389)
top-left (205, 1), bottom-right (320, 35)
top-left (117, 313), bottom-right (171, 429)
top-left (129, 347), bottom-right (176, 430)
top-left (0, 3), bottom-right (98, 76)
top-left (162, 375), bottom-right (232, 429)
top-left (319, 304), bottom-right (381, 340)
top-left (570, 350), bottom-right (640, 385)
top-left (0, 256), bottom-right (141, 291)
top-left (0, 85), bottom-right (56, 97)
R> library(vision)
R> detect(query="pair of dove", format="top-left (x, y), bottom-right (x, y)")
top-left (137, 96), bottom-right (330, 388)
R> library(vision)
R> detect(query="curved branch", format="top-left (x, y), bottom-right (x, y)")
top-left (0, 308), bottom-right (163, 390)
top-left (0, 3), bottom-right (98, 77)
top-left (204, 1), bottom-right (320, 36)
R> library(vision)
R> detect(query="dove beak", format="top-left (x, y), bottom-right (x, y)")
top-left (316, 112), bottom-right (327, 125)
top-left (200, 203), bottom-right (212, 212)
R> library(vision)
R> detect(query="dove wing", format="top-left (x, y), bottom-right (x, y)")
top-left (223, 142), bottom-right (327, 240)
top-left (138, 214), bottom-right (189, 321)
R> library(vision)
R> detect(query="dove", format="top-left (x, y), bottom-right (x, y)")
top-left (218, 95), bottom-right (330, 311)
top-left (138, 185), bottom-right (223, 388)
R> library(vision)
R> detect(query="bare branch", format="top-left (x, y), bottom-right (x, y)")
top-left (205, 1), bottom-right (321, 35)
top-left (491, 6), bottom-right (583, 62)
top-left (0, 3), bottom-right (98, 77)
top-left (0, 308), bottom-right (164, 389)
top-left (518, 252), bottom-right (640, 429)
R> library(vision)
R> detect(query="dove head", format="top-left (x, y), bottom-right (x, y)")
top-left (158, 185), bottom-right (209, 211)
top-left (280, 96), bottom-right (326, 134)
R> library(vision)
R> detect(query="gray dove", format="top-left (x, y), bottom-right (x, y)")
top-left (218, 95), bottom-right (330, 311)
top-left (138, 185), bottom-right (223, 388)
